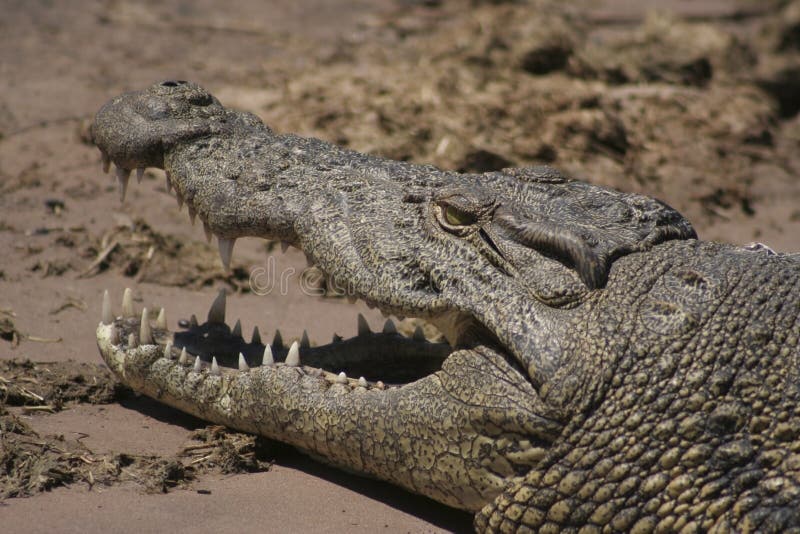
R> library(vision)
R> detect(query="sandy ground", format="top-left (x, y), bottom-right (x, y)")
top-left (1, 0), bottom-right (799, 532)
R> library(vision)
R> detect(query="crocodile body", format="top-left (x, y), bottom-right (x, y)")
top-left (92, 81), bottom-right (800, 532)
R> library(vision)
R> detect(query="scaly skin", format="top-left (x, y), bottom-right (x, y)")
top-left (92, 81), bottom-right (800, 532)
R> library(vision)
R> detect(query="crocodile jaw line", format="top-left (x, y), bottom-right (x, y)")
top-left (98, 287), bottom-right (452, 391)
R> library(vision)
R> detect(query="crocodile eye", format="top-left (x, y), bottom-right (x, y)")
top-left (444, 205), bottom-right (476, 226)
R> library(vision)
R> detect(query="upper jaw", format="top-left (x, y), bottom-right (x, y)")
top-left (88, 81), bottom-right (561, 389)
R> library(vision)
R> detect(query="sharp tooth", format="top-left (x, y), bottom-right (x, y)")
top-left (218, 237), bottom-right (235, 271)
top-left (102, 289), bottom-right (112, 325)
top-left (164, 341), bottom-right (173, 359)
top-left (262, 344), bottom-right (274, 366)
top-left (335, 371), bottom-right (347, 384)
top-left (100, 150), bottom-right (110, 173)
top-left (207, 289), bottom-right (226, 324)
top-left (193, 356), bottom-right (202, 373)
top-left (210, 357), bottom-right (221, 376)
top-left (189, 314), bottom-right (198, 328)
top-left (140, 308), bottom-right (153, 344)
top-left (281, 241), bottom-right (290, 253)
top-left (136, 167), bottom-right (145, 183)
top-left (285, 341), bottom-right (300, 366)
top-left (332, 333), bottom-right (342, 343)
top-left (188, 205), bottom-right (197, 225)
top-left (413, 325), bottom-right (426, 342)
top-left (109, 325), bottom-right (120, 344)
top-left (358, 376), bottom-right (368, 388)
top-left (116, 166), bottom-right (131, 202)
top-left (382, 319), bottom-right (397, 335)
top-left (357, 313), bottom-right (371, 337)
top-left (128, 333), bottom-right (137, 348)
top-left (175, 189), bottom-right (184, 209)
top-left (156, 308), bottom-right (167, 329)
top-left (238, 353), bottom-right (249, 371)
top-left (122, 288), bottom-right (134, 317)
top-left (165, 171), bottom-right (173, 193)
top-left (273, 330), bottom-right (283, 350)
top-left (232, 319), bottom-right (242, 338)
top-left (376, 380), bottom-right (385, 390)
top-left (179, 347), bottom-right (189, 364)
top-left (203, 221), bottom-right (213, 243)
top-left (300, 330), bottom-right (310, 350)
top-left (251, 326), bottom-right (262, 345)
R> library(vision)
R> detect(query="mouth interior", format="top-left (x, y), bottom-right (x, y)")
top-left (108, 288), bottom-right (453, 387)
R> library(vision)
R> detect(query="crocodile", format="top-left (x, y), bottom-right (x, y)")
top-left (91, 81), bottom-right (800, 532)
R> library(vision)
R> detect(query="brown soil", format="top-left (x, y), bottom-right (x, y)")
top-left (1, 0), bottom-right (799, 532)
top-left (0, 359), bottom-right (276, 498)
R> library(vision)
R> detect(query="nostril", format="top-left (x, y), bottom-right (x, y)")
top-left (161, 80), bottom-right (186, 87)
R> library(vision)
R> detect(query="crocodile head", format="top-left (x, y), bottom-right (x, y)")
top-left (92, 83), bottom-right (800, 531)
top-left (92, 81), bottom-right (695, 391)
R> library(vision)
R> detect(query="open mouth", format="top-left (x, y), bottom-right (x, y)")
top-left (99, 281), bottom-right (453, 391)
top-left (96, 155), bottom-right (455, 388)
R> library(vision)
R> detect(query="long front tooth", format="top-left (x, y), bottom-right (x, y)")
top-left (156, 308), bottom-right (167, 329)
top-left (382, 319), bottom-right (397, 334)
top-left (100, 150), bottom-right (110, 173)
top-left (358, 376), bottom-right (368, 388)
top-left (210, 357), bottom-right (221, 376)
top-left (128, 333), bottom-right (137, 348)
top-left (300, 330), bottom-right (310, 350)
top-left (164, 341), bottom-right (173, 359)
top-left (262, 344), bottom-right (274, 366)
top-left (140, 308), bottom-right (153, 344)
top-left (251, 326), bottom-right (262, 345)
top-left (193, 356), bottom-right (202, 373)
top-left (207, 289), bottom-right (226, 324)
top-left (116, 166), bottom-right (131, 202)
top-left (357, 313), bottom-right (371, 337)
top-left (285, 341), bottom-right (300, 366)
top-left (335, 371), bottom-right (348, 384)
top-left (238, 353), bottom-right (249, 371)
top-left (122, 288), bottom-right (134, 317)
top-left (232, 319), bottom-right (242, 338)
top-left (102, 289), bottom-right (112, 325)
top-left (136, 167), bottom-right (145, 183)
top-left (179, 347), bottom-right (189, 364)
top-left (218, 237), bottom-right (235, 271)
